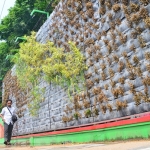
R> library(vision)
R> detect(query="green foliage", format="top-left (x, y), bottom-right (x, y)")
top-left (13, 32), bottom-right (86, 115)
top-left (84, 109), bottom-right (92, 118)
top-left (0, 0), bottom-right (55, 105)
top-left (74, 112), bottom-right (81, 120)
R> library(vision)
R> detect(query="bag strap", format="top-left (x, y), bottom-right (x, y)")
top-left (7, 107), bottom-right (13, 116)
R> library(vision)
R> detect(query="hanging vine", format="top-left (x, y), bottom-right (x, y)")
top-left (12, 32), bottom-right (87, 115)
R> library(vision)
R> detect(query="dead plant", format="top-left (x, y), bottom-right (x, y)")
top-left (130, 2), bottom-right (140, 12)
top-left (133, 93), bottom-right (141, 106)
top-left (83, 99), bottom-right (90, 108)
top-left (110, 79), bottom-right (116, 87)
top-left (130, 13), bottom-right (141, 24)
top-left (107, 104), bottom-right (113, 112)
top-left (130, 44), bottom-right (136, 52)
top-left (109, 68), bottom-right (115, 77)
top-left (145, 52), bottom-right (150, 60)
top-left (105, 0), bottom-right (112, 9)
top-left (138, 36), bottom-right (146, 48)
top-left (112, 4), bottom-right (121, 12)
top-left (99, 7), bottom-right (106, 15)
top-left (101, 72), bottom-right (106, 81)
top-left (133, 55), bottom-right (139, 64)
top-left (139, 7), bottom-right (148, 19)
top-left (119, 77), bottom-right (125, 84)
top-left (100, 63), bottom-right (106, 70)
top-left (93, 87), bottom-right (101, 95)
top-left (140, 0), bottom-right (149, 6)
top-left (144, 17), bottom-right (150, 28)
top-left (104, 84), bottom-right (109, 90)
top-left (101, 105), bottom-right (107, 114)
top-left (146, 64), bottom-right (150, 72)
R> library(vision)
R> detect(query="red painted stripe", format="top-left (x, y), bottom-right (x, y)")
top-left (13, 114), bottom-right (150, 139)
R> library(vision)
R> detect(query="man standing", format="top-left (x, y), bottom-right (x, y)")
top-left (0, 99), bottom-right (16, 145)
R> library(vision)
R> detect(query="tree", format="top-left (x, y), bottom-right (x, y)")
top-left (0, 0), bottom-right (55, 103)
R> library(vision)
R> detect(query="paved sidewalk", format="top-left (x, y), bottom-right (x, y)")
top-left (0, 140), bottom-right (150, 150)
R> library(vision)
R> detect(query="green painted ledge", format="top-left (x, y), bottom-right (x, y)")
top-left (0, 121), bottom-right (150, 146)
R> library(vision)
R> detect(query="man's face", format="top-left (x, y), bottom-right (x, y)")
top-left (7, 101), bottom-right (12, 107)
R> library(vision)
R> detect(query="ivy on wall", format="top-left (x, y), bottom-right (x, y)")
top-left (12, 32), bottom-right (86, 116)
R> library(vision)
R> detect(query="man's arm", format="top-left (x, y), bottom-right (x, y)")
top-left (0, 108), bottom-right (5, 122)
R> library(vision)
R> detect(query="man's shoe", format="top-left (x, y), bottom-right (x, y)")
top-left (7, 142), bottom-right (11, 145)
top-left (4, 141), bottom-right (7, 145)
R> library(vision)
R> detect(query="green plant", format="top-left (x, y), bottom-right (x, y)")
top-left (74, 112), bottom-right (81, 120)
top-left (84, 109), bottom-right (92, 118)
top-left (12, 32), bottom-right (87, 116)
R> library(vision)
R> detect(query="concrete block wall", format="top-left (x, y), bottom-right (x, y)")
top-left (2, 0), bottom-right (150, 136)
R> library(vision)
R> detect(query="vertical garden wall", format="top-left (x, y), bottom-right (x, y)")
top-left (2, 0), bottom-right (150, 136)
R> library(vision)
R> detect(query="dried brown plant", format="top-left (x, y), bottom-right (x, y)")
top-left (86, 79), bottom-right (94, 89)
top-left (83, 99), bottom-right (90, 108)
top-left (110, 21), bottom-right (116, 29)
top-left (108, 13), bottom-right (113, 20)
top-left (105, 0), bottom-right (112, 9)
top-left (96, 33), bottom-right (101, 40)
top-left (145, 52), bottom-right (150, 60)
top-left (115, 18), bottom-right (121, 26)
top-left (116, 100), bottom-right (127, 111)
top-left (119, 77), bottom-right (125, 84)
top-left (113, 55), bottom-right (119, 63)
top-left (130, 13), bottom-right (141, 24)
top-left (128, 82), bottom-right (136, 94)
top-left (109, 68), bottom-right (115, 77)
top-left (138, 36), bottom-right (146, 48)
top-left (118, 61), bottom-right (124, 72)
top-left (134, 67), bottom-right (142, 77)
top-left (139, 7), bottom-right (148, 19)
top-left (130, 44), bottom-right (136, 52)
top-left (143, 76), bottom-right (150, 86)
top-left (112, 87), bottom-right (124, 98)
top-left (140, 0), bottom-right (149, 6)
top-left (62, 116), bottom-right (70, 122)
top-left (99, 0), bottom-right (105, 5)
top-left (130, 3), bottom-right (140, 12)
top-left (100, 63), bottom-right (106, 70)
top-left (107, 44), bottom-right (113, 54)
top-left (133, 55), bottom-right (139, 64)
top-left (101, 72), bottom-right (106, 81)
top-left (103, 39), bottom-right (109, 45)
top-left (131, 30), bottom-right (138, 39)
top-left (101, 31), bottom-right (107, 36)
top-left (99, 7), bottom-right (106, 15)
top-left (86, 2), bottom-right (93, 9)
top-left (110, 79), bottom-right (116, 87)
top-left (146, 64), bottom-right (150, 72)
top-left (94, 78), bottom-right (100, 83)
top-left (122, 4), bottom-right (130, 15)
top-left (93, 87), bottom-right (101, 95)
top-left (85, 73), bottom-right (92, 79)
top-left (122, 0), bottom-right (129, 5)
top-left (94, 66), bottom-right (99, 74)
top-left (133, 93), bottom-right (141, 106)
top-left (101, 105), bottom-right (107, 114)
top-left (112, 4), bottom-right (121, 12)
top-left (144, 17), bottom-right (150, 28)
top-left (104, 84), bottom-right (109, 90)
top-left (107, 104), bottom-right (113, 112)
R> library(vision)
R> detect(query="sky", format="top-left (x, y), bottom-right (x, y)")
top-left (0, 0), bottom-right (16, 22)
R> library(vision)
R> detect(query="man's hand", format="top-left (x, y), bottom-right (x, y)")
top-left (2, 118), bottom-right (5, 122)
